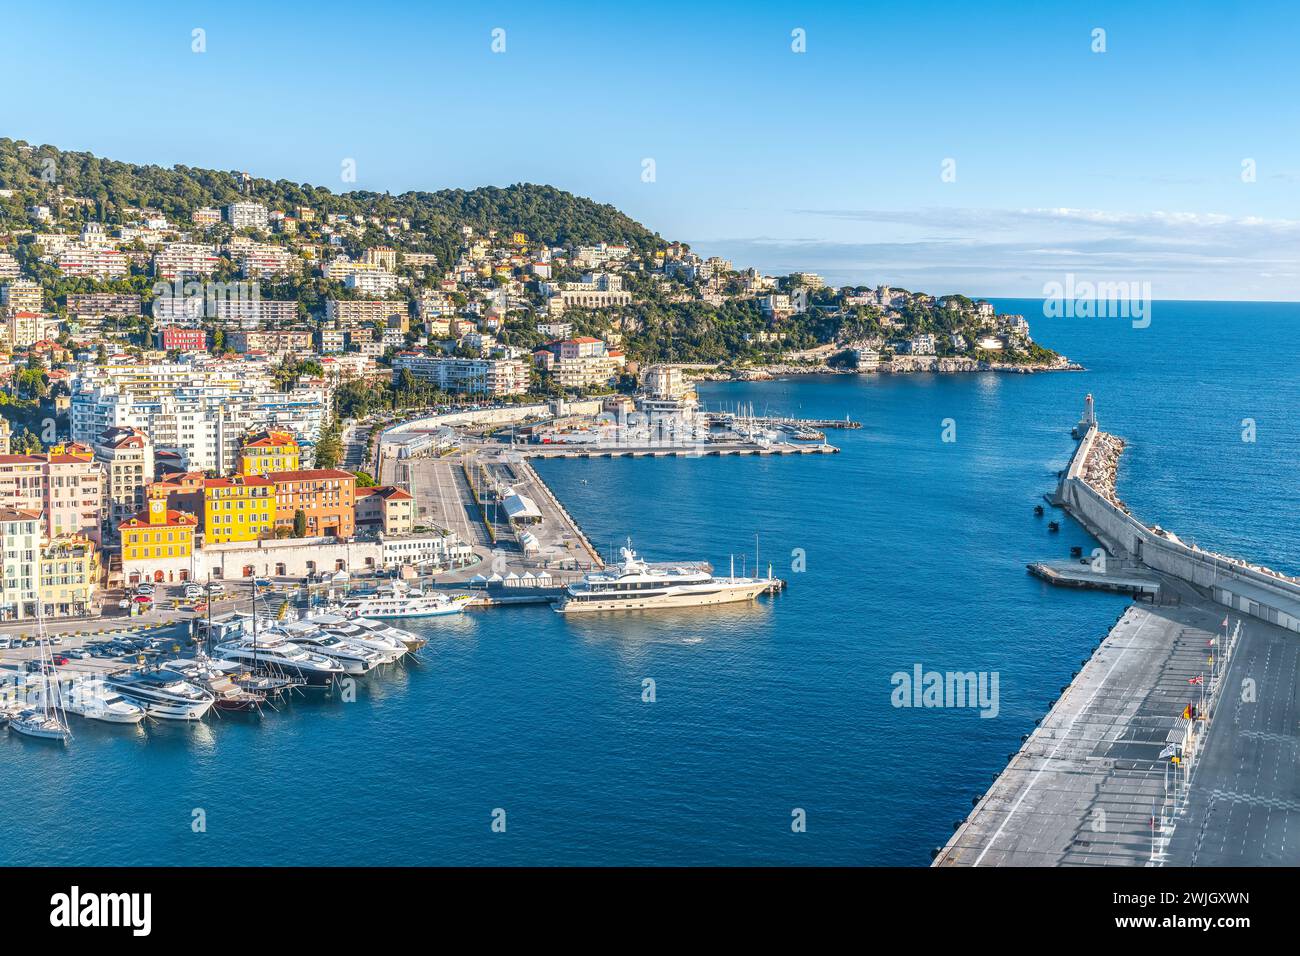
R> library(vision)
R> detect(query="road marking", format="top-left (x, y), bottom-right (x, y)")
top-left (971, 610), bottom-right (1152, 866)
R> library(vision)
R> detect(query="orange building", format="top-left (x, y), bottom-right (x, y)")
top-left (269, 469), bottom-right (356, 538)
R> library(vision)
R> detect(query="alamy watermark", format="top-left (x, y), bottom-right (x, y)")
top-left (891, 664), bottom-right (999, 718)
top-left (1042, 273), bottom-right (1151, 328)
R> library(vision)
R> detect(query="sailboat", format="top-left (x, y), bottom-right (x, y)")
top-left (10, 602), bottom-right (72, 743)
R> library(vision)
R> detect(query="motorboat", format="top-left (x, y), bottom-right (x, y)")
top-left (58, 677), bottom-right (146, 724)
top-left (272, 621), bottom-right (385, 674)
top-left (213, 636), bottom-right (344, 688)
top-left (306, 613), bottom-right (414, 659)
top-left (105, 669), bottom-right (216, 721)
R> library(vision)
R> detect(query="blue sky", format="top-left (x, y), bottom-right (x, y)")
top-left (4, 0), bottom-right (1299, 299)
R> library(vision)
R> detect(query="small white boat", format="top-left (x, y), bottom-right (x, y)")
top-left (66, 687), bottom-right (145, 724)
top-left (40, 678), bottom-right (146, 725)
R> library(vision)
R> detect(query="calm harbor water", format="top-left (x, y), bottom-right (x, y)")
top-left (1, 300), bottom-right (1295, 866)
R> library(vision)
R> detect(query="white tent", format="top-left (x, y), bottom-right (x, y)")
top-left (502, 492), bottom-right (542, 523)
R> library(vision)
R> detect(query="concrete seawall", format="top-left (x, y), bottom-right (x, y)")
top-left (1059, 424), bottom-right (1300, 633)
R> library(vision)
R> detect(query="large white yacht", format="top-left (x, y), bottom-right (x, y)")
top-left (555, 545), bottom-right (776, 614)
top-left (337, 582), bottom-right (473, 621)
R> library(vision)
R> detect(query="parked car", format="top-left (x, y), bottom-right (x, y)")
top-left (117, 599), bottom-right (131, 609)
top-left (136, 584), bottom-right (155, 595)
top-left (207, 582), bottom-right (225, 595)
top-left (66, 649), bottom-right (90, 659)
top-left (184, 584), bottom-right (202, 599)
top-left (52, 655), bottom-right (69, 666)
top-left (0, 638), bottom-right (10, 650)
top-left (48, 636), bottom-right (62, 646)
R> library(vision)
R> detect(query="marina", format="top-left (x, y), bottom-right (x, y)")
top-left (3, 305), bottom-right (1297, 867)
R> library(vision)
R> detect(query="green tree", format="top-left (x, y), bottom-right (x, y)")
top-left (292, 509), bottom-right (307, 538)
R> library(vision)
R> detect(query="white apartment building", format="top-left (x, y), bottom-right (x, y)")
top-left (391, 354), bottom-right (528, 397)
top-left (236, 243), bottom-right (296, 278)
top-left (0, 510), bottom-right (41, 621)
top-left (1, 279), bottom-right (42, 312)
top-left (154, 243), bottom-right (220, 279)
top-left (226, 201), bottom-right (270, 231)
top-left (540, 272), bottom-right (632, 311)
top-left (57, 245), bottom-right (128, 279)
top-left (345, 270), bottom-right (403, 296)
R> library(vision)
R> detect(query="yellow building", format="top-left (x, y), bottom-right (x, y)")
top-left (238, 430), bottom-right (301, 476)
top-left (120, 491), bottom-right (198, 585)
top-left (203, 474), bottom-right (276, 543)
top-left (40, 535), bottom-right (101, 617)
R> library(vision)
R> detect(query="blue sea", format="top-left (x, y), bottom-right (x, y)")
top-left (2, 300), bottom-right (1296, 866)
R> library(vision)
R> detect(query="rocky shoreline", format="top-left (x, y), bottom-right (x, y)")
top-left (691, 355), bottom-right (1084, 382)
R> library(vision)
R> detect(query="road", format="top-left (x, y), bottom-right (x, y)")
top-left (1166, 610), bottom-right (1300, 865)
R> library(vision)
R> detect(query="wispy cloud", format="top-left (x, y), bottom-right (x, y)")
top-left (691, 207), bottom-right (1300, 299)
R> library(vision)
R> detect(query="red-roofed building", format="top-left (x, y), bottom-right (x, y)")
top-left (0, 442), bottom-right (103, 542)
top-left (120, 490), bottom-right (198, 584)
top-left (269, 469), bottom-right (356, 538)
top-left (355, 485), bottom-right (414, 535)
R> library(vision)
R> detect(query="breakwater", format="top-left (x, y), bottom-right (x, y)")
top-left (1059, 413), bottom-right (1300, 633)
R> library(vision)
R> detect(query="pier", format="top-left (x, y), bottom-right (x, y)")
top-left (376, 406), bottom-right (838, 588)
top-left (941, 395), bottom-right (1294, 868)
top-left (1026, 559), bottom-right (1161, 596)
top-left (702, 412), bottom-right (861, 430)
top-left (936, 397), bottom-right (1300, 866)
top-left (523, 442), bottom-right (838, 459)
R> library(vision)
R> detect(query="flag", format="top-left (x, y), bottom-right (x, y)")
top-left (1158, 743), bottom-right (1177, 759)
top-left (1221, 615), bottom-right (1229, 628)
top-left (1188, 675), bottom-right (1203, 685)
top-left (1181, 705), bottom-right (1192, 720)
top-left (1208, 638), bottom-right (1216, 646)
top-left (1172, 756), bottom-right (1181, 765)
top-left (1208, 656), bottom-right (1214, 666)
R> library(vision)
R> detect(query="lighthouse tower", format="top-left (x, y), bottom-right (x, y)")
top-left (1074, 393), bottom-right (1097, 437)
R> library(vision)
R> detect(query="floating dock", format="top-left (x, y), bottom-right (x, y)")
top-left (1027, 560), bottom-right (1161, 596)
